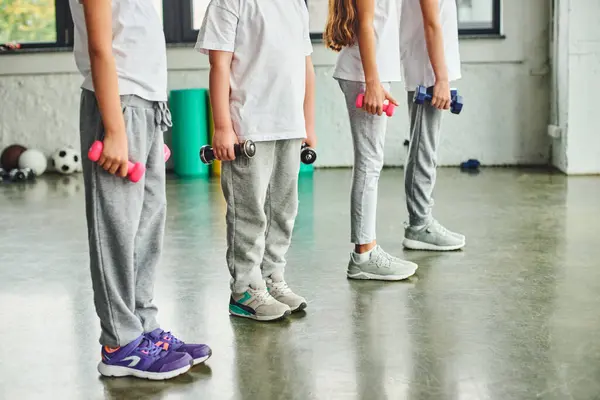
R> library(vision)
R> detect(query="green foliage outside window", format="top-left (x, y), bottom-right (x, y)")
top-left (0, 0), bottom-right (56, 44)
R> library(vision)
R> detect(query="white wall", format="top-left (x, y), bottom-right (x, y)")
top-left (0, 0), bottom-right (551, 168)
top-left (551, 0), bottom-right (600, 174)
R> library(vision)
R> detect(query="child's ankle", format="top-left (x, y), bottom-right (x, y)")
top-left (354, 241), bottom-right (376, 254)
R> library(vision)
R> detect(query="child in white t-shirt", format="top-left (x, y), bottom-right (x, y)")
top-left (70, 0), bottom-right (210, 380)
top-left (400, 0), bottom-right (466, 251)
top-left (325, 0), bottom-right (418, 281)
top-left (196, 0), bottom-right (316, 321)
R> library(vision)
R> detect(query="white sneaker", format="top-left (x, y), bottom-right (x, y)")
top-left (229, 286), bottom-right (291, 321)
top-left (347, 246), bottom-right (417, 281)
top-left (266, 277), bottom-right (307, 313)
top-left (403, 220), bottom-right (466, 251)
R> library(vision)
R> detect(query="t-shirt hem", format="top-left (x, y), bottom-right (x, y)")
top-left (81, 82), bottom-right (167, 102)
top-left (332, 72), bottom-right (402, 83)
top-left (237, 132), bottom-right (307, 142)
top-left (403, 72), bottom-right (462, 91)
top-left (195, 41), bottom-right (235, 55)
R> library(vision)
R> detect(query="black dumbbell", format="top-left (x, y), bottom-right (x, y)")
top-left (413, 85), bottom-right (463, 114)
top-left (199, 140), bottom-right (256, 165)
top-left (9, 169), bottom-right (27, 182)
top-left (6, 168), bottom-right (36, 182)
top-left (0, 168), bottom-right (8, 181)
top-left (301, 143), bottom-right (317, 165)
top-left (23, 168), bottom-right (36, 181)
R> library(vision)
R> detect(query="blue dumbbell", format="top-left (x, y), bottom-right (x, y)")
top-left (413, 85), bottom-right (463, 115)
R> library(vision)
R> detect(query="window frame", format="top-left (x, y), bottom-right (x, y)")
top-left (171, 0), bottom-right (324, 44)
top-left (457, 0), bottom-right (502, 36)
top-left (3, 0), bottom-right (74, 51)
top-left (1, 0), bottom-right (501, 53)
top-left (164, 0), bottom-right (204, 44)
top-left (307, 0), bottom-right (502, 40)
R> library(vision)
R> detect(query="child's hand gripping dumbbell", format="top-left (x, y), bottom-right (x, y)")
top-left (199, 140), bottom-right (256, 165)
top-left (355, 93), bottom-right (396, 117)
top-left (88, 141), bottom-right (171, 183)
top-left (301, 143), bottom-right (317, 165)
top-left (413, 85), bottom-right (464, 114)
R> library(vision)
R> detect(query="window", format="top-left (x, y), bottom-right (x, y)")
top-left (305, 0), bottom-right (501, 40)
top-left (307, 0), bottom-right (328, 39)
top-left (1, 0), bottom-right (501, 53)
top-left (161, 0), bottom-right (205, 43)
top-left (457, 0), bottom-right (501, 35)
top-left (0, 0), bottom-right (73, 49)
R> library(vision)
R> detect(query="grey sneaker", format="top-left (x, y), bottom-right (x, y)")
top-left (266, 277), bottom-right (307, 313)
top-left (229, 286), bottom-right (291, 321)
top-left (347, 246), bottom-right (418, 281)
top-left (403, 220), bottom-right (465, 251)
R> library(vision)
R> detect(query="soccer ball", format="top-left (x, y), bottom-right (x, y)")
top-left (51, 148), bottom-right (82, 175)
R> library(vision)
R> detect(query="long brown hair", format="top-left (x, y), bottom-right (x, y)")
top-left (324, 0), bottom-right (359, 52)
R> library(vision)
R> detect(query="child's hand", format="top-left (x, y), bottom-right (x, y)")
top-left (363, 83), bottom-right (398, 116)
top-left (213, 128), bottom-right (238, 161)
top-left (431, 80), bottom-right (451, 110)
top-left (99, 131), bottom-right (129, 178)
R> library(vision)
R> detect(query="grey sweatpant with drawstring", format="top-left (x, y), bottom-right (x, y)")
top-left (404, 91), bottom-right (443, 226)
top-left (79, 89), bottom-right (172, 347)
top-left (221, 139), bottom-right (303, 294)
top-left (338, 80), bottom-right (443, 236)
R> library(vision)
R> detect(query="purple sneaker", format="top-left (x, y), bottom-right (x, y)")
top-left (98, 336), bottom-right (192, 380)
top-left (145, 329), bottom-right (212, 366)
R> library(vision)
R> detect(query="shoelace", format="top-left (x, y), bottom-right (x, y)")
top-left (380, 249), bottom-right (398, 262)
top-left (137, 338), bottom-right (164, 357)
top-left (268, 280), bottom-right (292, 296)
top-left (157, 330), bottom-right (182, 345)
top-left (372, 248), bottom-right (392, 269)
top-left (430, 220), bottom-right (448, 236)
top-left (249, 287), bottom-right (273, 303)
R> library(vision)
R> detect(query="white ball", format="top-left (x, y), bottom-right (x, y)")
top-left (18, 149), bottom-right (47, 176)
top-left (51, 148), bottom-right (82, 175)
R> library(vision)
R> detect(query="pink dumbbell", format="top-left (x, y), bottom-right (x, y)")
top-left (355, 93), bottom-right (395, 117)
top-left (88, 141), bottom-right (171, 183)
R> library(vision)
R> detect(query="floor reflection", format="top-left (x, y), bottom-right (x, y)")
top-left (2, 168), bottom-right (600, 399)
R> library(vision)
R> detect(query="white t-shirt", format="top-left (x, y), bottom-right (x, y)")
top-left (332, 0), bottom-right (402, 83)
top-left (195, 0), bottom-right (313, 142)
top-left (69, 0), bottom-right (168, 102)
top-left (400, 0), bottom-right (461, 90)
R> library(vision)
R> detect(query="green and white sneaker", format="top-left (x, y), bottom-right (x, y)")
top-left (347, 246), bottom-right (417, 281)
top-left (266, 277), bottom-right (307, 313)
top-left (403, 220), bottom-right (466, 251)
top-left (229, 286), bottom-right (291, 322)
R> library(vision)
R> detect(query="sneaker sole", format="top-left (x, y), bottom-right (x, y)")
top-left (347, 269), bottom-right (416, 281)
top-left (291, 302), bottom-right (307, 313)
top-left (192, 349), bottom-right (212, 366)
top-left (403, 238), bottom-right (465, 251)
top-left (229, 309), bottom-right (291, 322)
top-left (97, 362), bottom-right (191, 381)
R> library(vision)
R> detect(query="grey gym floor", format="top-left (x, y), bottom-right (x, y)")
top-left (1, 168), bottom-right (600, 400)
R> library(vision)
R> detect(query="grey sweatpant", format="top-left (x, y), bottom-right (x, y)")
top-left (79, 90), bottom-right (171, 347)
top-left (404, 91), bottom-right (443, 226)
top-left (338, 79), bottom-right (390, 245)
top-left (221, 139), bottom-right (302, 294)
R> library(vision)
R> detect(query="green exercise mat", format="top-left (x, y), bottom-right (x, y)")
top-left (300, 162), bottom-right (314, 174)
top-left (170, 88), bottom-right (210, 178)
